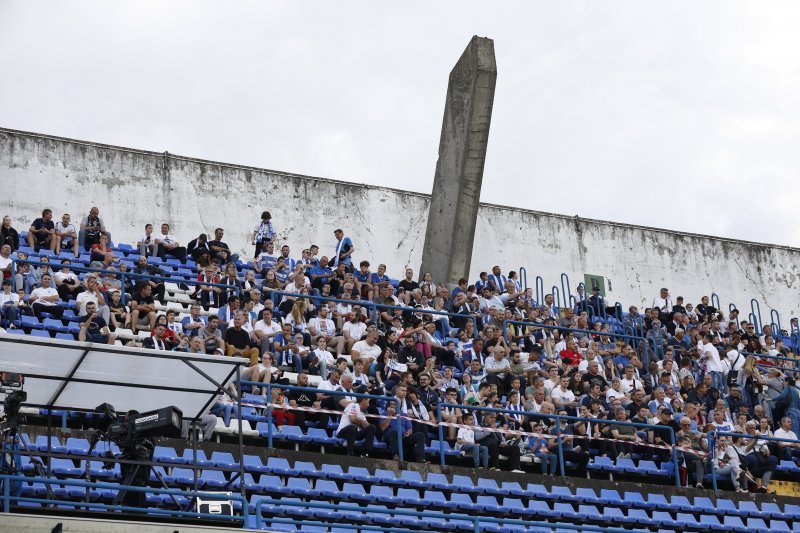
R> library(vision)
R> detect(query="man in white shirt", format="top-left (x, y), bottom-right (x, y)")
top-left (652, 287), bottom-right (672, 317)
top-left (137, 223), bottom-right (158, 257)
top-left (335, 396), bottom-right (376, 456)
top-left (484, 346), bottom-right (511, 389)
top-left (578, 349), bottom-right (600, 373)
top-left (29, 273), bottom-right (64, 319)
top-left (774, 417), bottom-right (800, 461)
top-left (253, 308), bottom-right (282, 355)
top-left (351, 331), bottom-right (381, 367)
top-left (254, 242), bottom-right (277, 274)
top-left (342, 306), bottom-right (366, 353)
top-left (550, 376), bottom-right (577, 412)
top-left (76, 276), bottom-right (110, 324)
top-left (700, 334), bottom-right (725, 393)
top-left (310, 336), bottom-right (336, 379)
top-left (53, 213), bottom-right (79, 257)
top-left (620, 365), bottom-right (643, 395)
top-left (155, 223), bottom-right (187, 262)
top-left (0, 279), bottom-right (20, 327)
top-left (308, 306), bottom-right (345, 355)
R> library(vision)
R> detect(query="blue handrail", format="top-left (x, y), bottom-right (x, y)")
top-left (771, 309), bottom-right (782, 335)
top-left (435, 402), bottom-right (681, 487)
top-left (252, 496), bottom-right (633, 533)
top-left (751, 299), bottom-right (763, 334)
top-left (518, 266), bottom-right (528, 291)
top-left (560, 273), bottom-right (572, 309)
top-left (710, 293), bottom-right (720, 312)
top-left (0, 474), bottom-right (249, 521)
top-left (707, 430), bottom-right (800, 495)
top-left (535, 276), bottom-right (544, 308)
top-left (552, 286), bottom-right (561, 310)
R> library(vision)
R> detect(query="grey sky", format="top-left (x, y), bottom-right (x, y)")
top-left (2, 1), bottom-right (799, 247)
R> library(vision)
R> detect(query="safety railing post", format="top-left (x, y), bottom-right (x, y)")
top-left (395, 398), bottom-right (404, 462)
top-left (552, 287), bottom-right (561, 310)
top-left (535, 276), bottom-right (544, 307)
top-left (266, 382), bottom-right (273, 448)
top-left (708, 431), bottom-right (718, 495)
top-left (670, 429), bottom-right (680, 488)
top-left (711, 293), bottom-right (720, 312)
top-left (560, 273), bottom-right (572, 308)
top-left (120, 271), bottom-right (127, 305)
top-left (437, 408), bottom-right (445, 467)
top-left (751, 299), bottom-right (763, 334)
top-left (519, 267), bottom-right (527, 291)
top-left (555, 414), bottom-right (565, 479)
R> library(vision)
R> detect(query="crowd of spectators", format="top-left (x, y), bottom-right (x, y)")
top-left (2, 207), bottom-right (800, 490)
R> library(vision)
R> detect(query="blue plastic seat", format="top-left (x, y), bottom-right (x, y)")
top-left (722, 515), bottom-right (748, 532)
top-left (550, 484), bottom-right (579, 502)
top-left (21, 316), bottom-right (43, 329)
top-left (451, 492), bottom-right (479, 511)
top-left (399, 470), bottom-right (428, 489)
top-left (638, 459), bottom-right (667, 476)
top-left (769, 519), bottom-right (791, 532)
top-left (51, 458), bottom-right (82, 476)
top-left (293, 460), bottom-right (320, 477)
top-left (320, 463), bottom-right (348, 480)
top-left (699, 514), bottom-right (725, 531)
top-left (285, 477), bottom-right (318, 497)
top-left (210, 451), bottom-right (238, 469)
top-left (778, 460), bottom-right (800, 472)
top-left (588, 455), bottom-right (614, 471)
top-left (307, 427), bottom-right (338, 445)
top-left (676, 512), bottom-right (700, 529)
top-left (55, 332), bottom-right (75, 341)
top-left (759, 502), bottom-right (783, 519)
top-left (451, 474), bottom-right (482, 494)
top-left (172, 467), bottom-right (201, 486)
top-left (31, 329), bottom-right (51, 338)
top-left (180, 449), bottom-right (212, 467)
top-left (397, 487), bottom-right (427, 506)
top-left (746, 518), bottom-right (770, 533)
top-left (425, 472), bottom-right (451, 490)
top-left (277, 424), bottom-right (311, 443)
top-left (242, 454), bottom-right (268, 473)
top-left (426, 489), bottom-right (458, 509)
top-left (477, 477), bottom-right (506, 495)
top-left (526, 499), bottom-right (558, 519)
top-left (195, 468), bottom-right (225, 488)
top-left (315, 479), bottom-right (342, 499)
top-left (43, 318), bottom-right (69, 333)
top-left (65, 437), bottom-right (90, 455)
top-left (477, 495), bottom-right (510, 514)
top-left (603, 506), bottom-right (634, 524)
top-left (153, 446), bottom-right (181, 464)
top-left (369, 484), bottom-right (397, 504)
top-left (627, 508), bottom-right (657, 526)
top-left (265, 457), bottom-right (298, 476)
top-left (738, 500), bottom-right (768, 518)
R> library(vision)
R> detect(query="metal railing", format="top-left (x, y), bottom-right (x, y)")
top-left (0, 473), bottom-right (248, 523)
top-left (435, 403), bottom-right (681, 487)
top-left (707, 430), bottom-right (800, 495)
top-left (240, 380), bottom-right (406, 462)
top-left (252, 496), bottom-right (633, 533)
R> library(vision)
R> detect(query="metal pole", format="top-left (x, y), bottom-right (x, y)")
top-left (236, 365), bottom-right (246, 505)
top-left (556, 414), bottom-right (565, 479)
top-left (670, 429), bottom-right (680, 488)
top-left (395, 399), bottom-right (404, 463)
top-left (266, 382), bottom-right (273, 448)
top-left (437, 408), bottom-right (445, 467)
top-left (708, 431), bottom-right (718, 495)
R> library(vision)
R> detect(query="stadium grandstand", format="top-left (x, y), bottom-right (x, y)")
top-left (0, 195), bottom-right (799, 532)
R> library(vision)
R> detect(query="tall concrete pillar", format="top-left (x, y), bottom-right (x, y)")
top-left (420, 35), bottom-right (497, 288)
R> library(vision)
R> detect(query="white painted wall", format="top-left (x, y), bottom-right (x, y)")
top-left (2, 128), bottom-right (798, 323)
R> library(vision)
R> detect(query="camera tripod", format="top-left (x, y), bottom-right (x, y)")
top-left (0, 420), bottom-right (55, 502)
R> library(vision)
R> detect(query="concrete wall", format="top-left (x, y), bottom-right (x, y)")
top-left (1, 127), bottom-right (798, 321)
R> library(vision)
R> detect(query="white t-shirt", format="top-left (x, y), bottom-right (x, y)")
top-left (703, 343), bottom-right (723, 373)
top-left (606, 388), bottom-right (626, 402)
top-left (457, 427), bottom-right (475, 447)
top-left (157, 233), bottom-right (180, 246)
top-left (550, 387), bottom-right (575, 405)
top-left (76, 291), bottom-right (100, 315)
top-left (727, 349), bottom-right (744, 372)
top-left (543, 378), bottom-right (559, 395)
top-left (343, 320), bottom-right (366, 340)
top-left (0, 292), bottom-right (19, 307)
top-left (352, 340), bottom-right (381, 362)
top-left (317, 379), bottom-right (337, 393)
top-left (578, 357), bottom-right (598, 373)
top-left (30, 287), bottom-right (59, 304)
top-left (621, 377), bottom-right (641, 394)
top-left (313, 348), bottom-right (335, 365)
top-left (55, 222), bottom-right (77, 241)
top-left (254, 319), bottom-right (282, 337)
top-left (0, 256), bottom-right (13, 270)
top-left (309, 317), bottom-right (336, 337)
top-left (54, 271), bottom-right (79, 285)
top-left (336, 402), bottom-right (366, 434)
top-left (774, 428), bottom-right (798, 443)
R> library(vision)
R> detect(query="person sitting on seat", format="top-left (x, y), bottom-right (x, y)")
top-left (336, 396), bottom-right (376, 457)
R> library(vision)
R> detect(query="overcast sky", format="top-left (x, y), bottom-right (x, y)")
top-left (2, 1), bottom-right (799, 247)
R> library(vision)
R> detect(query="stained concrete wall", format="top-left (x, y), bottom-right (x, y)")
top-left (1, 127), bottom-right (798, 320)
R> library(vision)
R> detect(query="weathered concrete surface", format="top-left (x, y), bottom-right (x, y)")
top-left (1, 127), bottom-right (798, 320)
top-left (420, 35), bottom-right (496, 288)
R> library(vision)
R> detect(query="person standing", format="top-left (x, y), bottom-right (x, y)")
top-left (251, 211), bottom-right (276, 259)
top-left (332, 229), bottom-right (355, 271)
